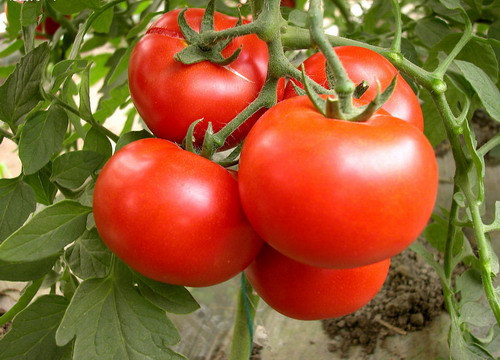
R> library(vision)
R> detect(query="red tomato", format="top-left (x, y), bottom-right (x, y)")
top-left (39, 16), bottom-right (62, 35)
top-left (93, 138), bottom-right (263, 287)
top-left (128, 9), bottom-right (270, 148)
top-left (238, 95), bottom-right (438, 269)
top-left (284, 46), bottom-right (424, 130)
top-left (280, 0), bottom-right (295, 7)
top-left (246, 245), bottom-right (390, 320)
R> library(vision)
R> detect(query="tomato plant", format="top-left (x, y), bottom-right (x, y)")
top-left (128, 8), bottom-right (269, 148)
top-left (246, 245), bottom-right (390, 320)
top-left (239, 95), bottom-right (438, 268)
top-left (0, 0), bottom-right (499, 359)
top-left (284, 46), bottom-right (424, 130)
top-left (93, 138), bottom-right (262, 287)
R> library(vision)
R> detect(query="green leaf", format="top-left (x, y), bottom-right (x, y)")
top-left (115, 130), bottom-right (153, 152)
top-left (50, 0), bottom-right (101, 14)
top-left (23, 165), bottom-right (58, 206)
top-left (0, 255), bottom-right (59, 281)
top-left (56, 261), bottom-right (185, 360)
top-left (65, 228), bottom-right (112, 279)
top-left (75, 180), bottom-right (96, 208)
top-left (410, 241), bottom-right (446, 283)
top-left (83, 128), bottom-right (112, 160)
top-left (456, 269), bottom-right (483, 303)
top-left (0, 295), bottom-right (71, 360)
top-left (0, 200), bottom-right (91, 262)
top-left (415, 18), bottom-right (452, 48)
top-left (136, 275), bottom-right (200, 314)
top-left (51, 150), bottom-right (105, 189)
top-left (51, 59), bottom-right (89, 93)
top-left (79, 65), bottom-right (93, 122)
top-left (449, 320), bottom-right (494, 360)
top-left (424, 222), bottom-right (447, 252)
top-left (0, 177), bottom-right (36, 243)
top-left (287, 9), bottom-right (308, 28)
top-left (461, 302), bottom-right (496, 327)
top-left (0, 43), bottom-right (49, 128)
top-left (485, 237), bottom-right (499, 275)
top-left (20, 0), bottom-right (42, 27)
top-left (106, 41), bottom-right (138, 87)
top-left (439, 0), bottom-right (464, 10)
top-left (455, 60), bottom-right (500, 122)
top-left (93, 82), bottom-right (130, 123)
top-left (19, 106), bottom-right (68, 175)
top-left (0, 65), bottom-right (17, 79)
top-left (427, 36), bottom-right (498, 83)
top-left (5, 1), bottom-right (22, 39)
top-left (0, 40), bottom-right (23, 59)
top-left (92, 7), bottom-right (114, 33)
top-left (421, 90), bottom-right (447, 146)
top-left (81, 36), bottom-right (108, 53)
top-left (85, 53), bottom-right (112, 86)
top-left (127, 12), bottom-right (162, 39)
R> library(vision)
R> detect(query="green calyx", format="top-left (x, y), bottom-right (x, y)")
top-left (174, 1), bottom-right (243, 66)
top-left (301, 65), bottom-right (397, 122)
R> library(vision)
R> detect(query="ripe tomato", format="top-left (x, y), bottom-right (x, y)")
top-left (239, 95), bottom-right (438, 269)
top-left (246, 245), bottom-right (390, 320)
top-left (284, 46), bottom-right (424, 130)
top-left (128, 9), bottom-right (269, 148)
top-left (93, 138), bottom-right (263, 287)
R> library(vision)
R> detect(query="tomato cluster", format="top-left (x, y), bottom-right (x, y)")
top-left (94, 9), bottom-right (438, 321)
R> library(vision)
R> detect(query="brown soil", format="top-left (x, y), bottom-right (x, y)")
top-left (321, 248), bottom-right (445, 358)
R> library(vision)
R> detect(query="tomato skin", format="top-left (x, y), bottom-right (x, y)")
top-left (128, 9), bottom-right (270, 148)
top-left (284, 46), bottom-right (424, 130)
top-left (93, 138), bottom-right (263, 287)
top-left (246, 245), bottom-right (390, 320)
top-left (239, 95), bottom-right (438, 269)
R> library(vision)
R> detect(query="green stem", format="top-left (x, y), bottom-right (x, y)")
top-left (229, 274), bottom-right (260, 360)
top-left (389, 0), bottom-right (402, 52)
top-left (47, 93), bottom-right (120, 143)
top-left (478, 133), bottom-right (500, 157)
top-left (444, 184), bottom-right (460, 279)
top-left (0, 277), bottom-right (44, 326)
top-left (308, 0), bottom-right (355, 112)
top-left (433, 10), bottom-right (473, 78)
top-left (281, 25), bottom-right (439, 92)
top-left (433, 89), bottom-right (500, 327)
top-left (465, 192), bottom-right (500, 325)
top-left (202, 77), bottom-right (278, 158)
top-left (194, 22), bottom-right (261, 47)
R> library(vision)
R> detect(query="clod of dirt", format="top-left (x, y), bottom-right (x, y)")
top-left (322, 248), bottom-right (445, 357)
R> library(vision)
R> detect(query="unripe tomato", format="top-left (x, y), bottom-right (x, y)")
top-left (128, 9), bottom-right (270, 148)
top-left (93, 138), bottom-right (263, 287)
top-left (246, 245), bottom-right (390, 320)
top-left (239, 95), bottom-right (438, 269)
top-left (284, 46), bottom-right (424, 130)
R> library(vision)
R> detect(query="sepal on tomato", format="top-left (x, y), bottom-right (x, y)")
top-left (174, 0), bottom-right (244, 65)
